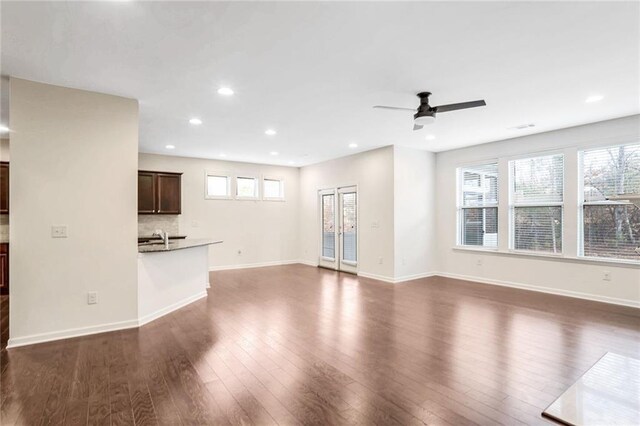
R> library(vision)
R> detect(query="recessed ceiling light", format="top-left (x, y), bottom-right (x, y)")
top-left (189, 118), bottom-right (202, 125)
top-left (217, 87), bottom-right (234, 96)
top-left (585, 95), bottom-right (604, 103)
top-left (270, 151), bottom-right (279, 156)
top-left (348, 143), bottom-right (358, 148)
top-left (0, 125), bottom-right (8, 133)
top-left (165, 144), bottom-right (175, 150)
top-left (425, 134), bottom-right (435, 141)
top-left (509, 123), bottom-right (536, 130)
top-left (219, 153), bottom-right (227, 158)
top-left (265, 129), bottom-right (277, 136)
top-left (288, 161), bottom-right (295, 165)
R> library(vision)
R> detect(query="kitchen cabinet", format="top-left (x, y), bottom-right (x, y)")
top-left (0, 162), bottom-right (8, 214)
top-left (138, 170), bottom-right (182, 214)
top-left (0, 243), bottom-right (7, 295)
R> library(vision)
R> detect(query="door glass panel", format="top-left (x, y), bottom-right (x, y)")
top-left (322, 194), bottom-right (335, 258)
top-left (342, 192), bottom-right (357, 262)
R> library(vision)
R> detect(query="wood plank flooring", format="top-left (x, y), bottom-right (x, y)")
top-left (1, 264), bottom-right (639, 425)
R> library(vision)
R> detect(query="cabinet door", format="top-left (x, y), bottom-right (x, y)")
top-left (0, 163), bottom-right (8, 214)
top-left (157, 173), bottom-right (181, 214)
top-left (0, 244), bottom-right (8, 294)
top-left (138, 172), bottom-right (157, 214)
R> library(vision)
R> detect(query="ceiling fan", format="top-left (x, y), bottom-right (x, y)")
top-left (373, 92), bottom-right (486, 131)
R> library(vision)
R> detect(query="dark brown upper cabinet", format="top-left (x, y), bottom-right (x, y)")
top-left (138, 170), bottom-right (182, 214)
top-left (0, 162), bottom-right (8, 214)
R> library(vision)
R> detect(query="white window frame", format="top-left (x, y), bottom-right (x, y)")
top-left (508, 152), bottom-right (565, 255)
top-left (235, 175), bottom-right (259, 200)
top-left (204, 171), bottom-right (232, 200)
top-left (456, 161), bottom-right (499, 249)
top-left (578, 143), bottom-right (640, 262)
top-left (262, 176), bottom-right (285, 201)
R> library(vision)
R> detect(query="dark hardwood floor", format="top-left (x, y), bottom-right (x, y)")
top-left (1, 264), bottom-right (639, 425)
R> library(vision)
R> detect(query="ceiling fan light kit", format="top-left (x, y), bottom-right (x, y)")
top-left (374, 91), bottom-right (487, 131)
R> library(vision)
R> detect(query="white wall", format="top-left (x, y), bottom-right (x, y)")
top-left (9, 78), bottom-right (139, 346)
top-left (394, 146), bottom-right (437, 280)
top-left (298, 146), bottom-right (395, 280)
top-left (138, 153), bottom-right (299, 269)
top-left (436, 115), bottom-right (640, 307)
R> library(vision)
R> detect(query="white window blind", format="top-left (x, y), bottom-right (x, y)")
top-left (580, 143), bottom-right (640, 261)
top-left (458, 162), bottom-right (498, 247)
top-left (236, 176), bottom-right (258, 199)
top-left (263, 178), bottom-right (284, 200)
top-left (510, 154), bottom-right (564, 253)
top-left (205, 173), bottom-right (231, 199)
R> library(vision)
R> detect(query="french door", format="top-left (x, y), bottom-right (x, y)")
top-left (318, 186), bottom-right (357, 273)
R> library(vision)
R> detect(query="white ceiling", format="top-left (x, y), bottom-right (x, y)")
top-left (1, 1), bottom-right (639, 166)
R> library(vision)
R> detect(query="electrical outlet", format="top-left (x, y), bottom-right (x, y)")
top-left (51, 225), bottom-right (68, 238)
top-left (87, 291), bottom-right (97, 305)
top-left (237, 249), bottom-right (242, 256)
top-left (191, 220), bottom-right (199, 228)
top-left (603, 271), bottom-right (611, 281)
top-left (371, 221), bottom-right (379, 228)
top-left (476, 258), bottom-right (483, 266)
top-left (378, 257), bottom-right (383, 264)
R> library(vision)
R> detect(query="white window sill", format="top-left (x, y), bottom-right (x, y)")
top-left (452, 246), bottom-right (640, 268)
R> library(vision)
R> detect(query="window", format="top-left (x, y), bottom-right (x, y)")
top-left (205, 173), bottom-right (231, 199)
top-left (510, 154), bottom-right (564, 253)
top-left (322, 193), bottom-right (335, 258)
top-left (458, 162), bottom-right (498, 247)
top-left (236, 176), bottom-right (258, 199)
top-left (580, 143), bottom-right (640, 261)
top-left (263, 178), bottom-right (285, 200)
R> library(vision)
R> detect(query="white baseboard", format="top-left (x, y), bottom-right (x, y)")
top-left (434, 271), bottom-right (640, 309)
top-left (394, 272), bottom-right (438, 283)
top-left (209, 260), bottom-right (300, 271)
top-left (357, 271), bottom-right (396, 283)
top-left (8, 289), bottom-right (208, 349)
top-left (7, 318), bottom-right (140, 349)
top-left (138, 290), bottom-right (207, 326)
top-left (297, 260), bottom-right (319, 267)
top-left (357, 270), bottom-right (437, 284)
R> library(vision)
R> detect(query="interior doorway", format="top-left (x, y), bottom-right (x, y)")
top-left (318, 186), bottom-right (358, 273)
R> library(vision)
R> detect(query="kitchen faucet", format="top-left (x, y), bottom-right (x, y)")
top-left (152, 229), bottom-right (170, 249)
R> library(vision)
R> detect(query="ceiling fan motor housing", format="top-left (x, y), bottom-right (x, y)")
top-left (415, 92), bottom-right (436, 125)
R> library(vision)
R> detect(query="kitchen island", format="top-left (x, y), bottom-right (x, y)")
top-left (137, 239), bottom-right (222, 325)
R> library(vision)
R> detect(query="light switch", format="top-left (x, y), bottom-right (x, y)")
top-left (51, 225), bottom-right (68, 238)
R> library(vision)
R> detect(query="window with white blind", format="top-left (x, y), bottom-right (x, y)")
top-left (263, 178), bottom-right (285, 200)
top-left (580, 143), bottom-right (640, 261)
top-left (510, 154), bottom-right (564, 253)
top-left (236, 176), bottom-right (259, 199)
top-left (458, 162), bottom-right (498, 247)
top-left (205, 173), bottom-right (231, 199)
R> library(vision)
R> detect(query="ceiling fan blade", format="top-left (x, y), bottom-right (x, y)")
top-left (413, 123), bottom-right (423, 131)
top-left (373, 105), bottom-right (416, 111)
top-left (434, 100), bottom-right (486, 113)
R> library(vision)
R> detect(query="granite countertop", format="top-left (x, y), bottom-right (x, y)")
top-left (138, 235), bottom-right (187, 242)
top-left (138, 238), bottom-right (222, 253)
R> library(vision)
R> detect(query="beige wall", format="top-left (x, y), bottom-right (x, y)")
top-left (138, 153), bottom-right (300, 269)
top-left (9, 78), bottom-right (139, 346)
top-left (394, 146), bottom-right (437, 280)
top-left (436, 115), bottom-right (640, 307)
top-left (298, 146), bottom-right (396, 280)
top-left (0, 138), bottom-right (9, 161)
